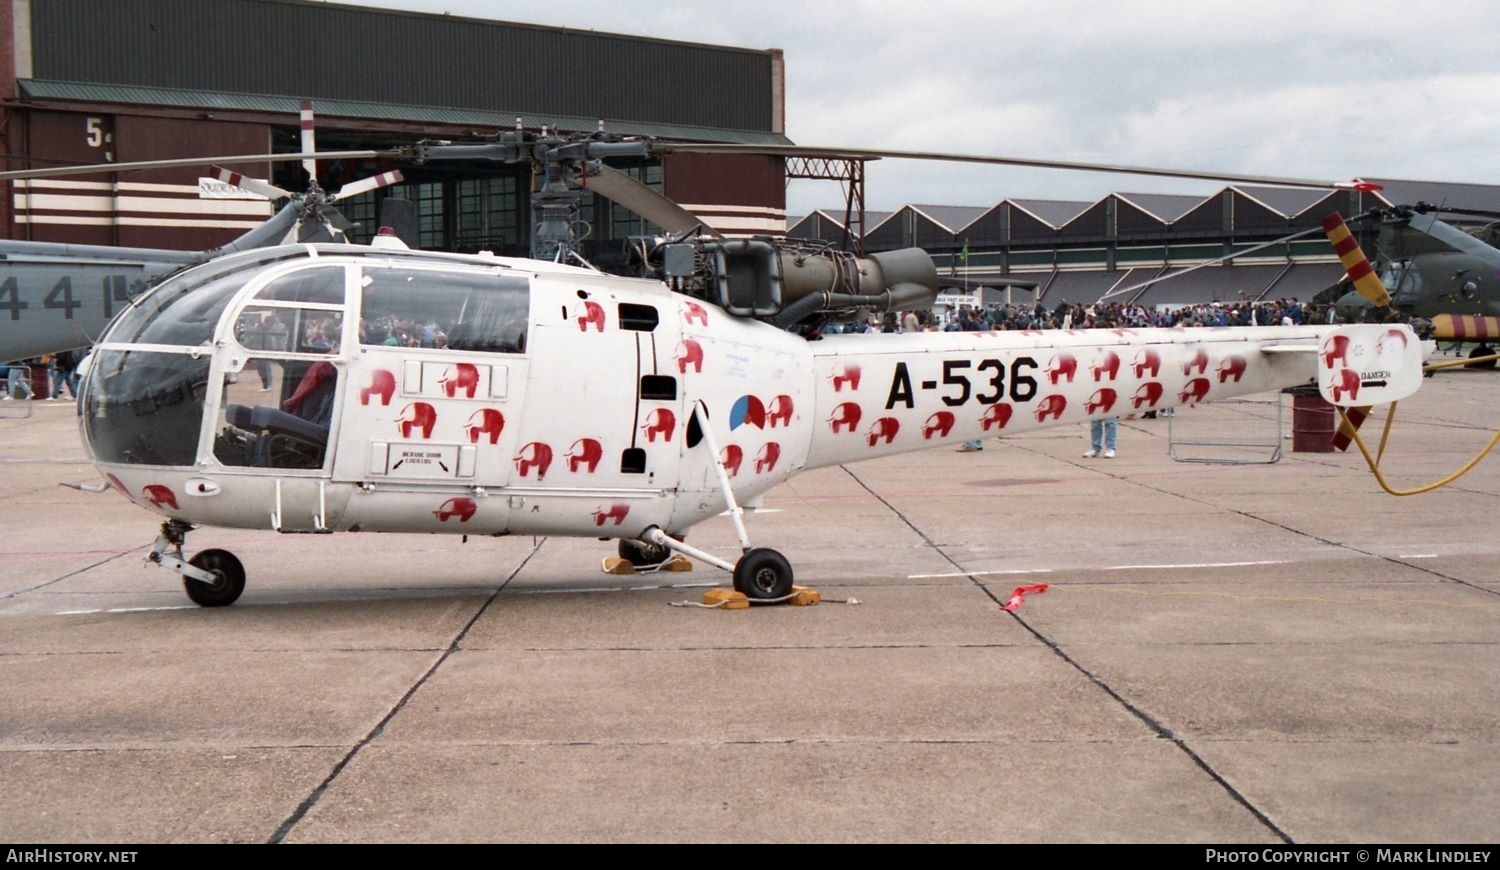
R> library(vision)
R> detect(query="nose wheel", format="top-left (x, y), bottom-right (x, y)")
top-left (148, 520), bottom-right (248, 607)
top-left (184, 549), bottom-right (246, 607)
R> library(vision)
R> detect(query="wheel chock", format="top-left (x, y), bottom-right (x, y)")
top-left (702, 588), bottom-right (750, 609)
top-left (788, 586), bottom-right (821, 606)
top-left (602, 556), bottom-right (637, 575)
top-left (602, 554), bottom-right (696, 576)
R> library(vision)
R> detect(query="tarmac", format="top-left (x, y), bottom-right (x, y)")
top-left (2, 368), bottom-right (1498, 843)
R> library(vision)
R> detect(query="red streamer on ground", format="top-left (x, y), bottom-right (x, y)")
top-left (1001, 583), bottom-right (1049, 612)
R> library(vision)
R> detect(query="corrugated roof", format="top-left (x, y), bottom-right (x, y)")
top-left (1042, 270), bottom-right (1130, 304)
top-left (910, 204), bottom-right (987, 233)
top-left (18, 79), bottom-right (794, 146)
top-left (1115, 192), bottom-right (1206, 223)
top-left (1370, 178), bottom-right (1500, 212)
top-left (1134, 264), bottom-right (1287, 306)
top-left (1009, 199), bottom-right (1092, 227)
top-left (1232, 185), bottom-right (1331, 217)
top-left (1267, 262), bottom-right (1344, 299)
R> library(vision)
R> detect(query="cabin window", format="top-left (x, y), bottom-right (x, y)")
top-left (618, 303), bottom-right (659, 332)
top-left (212, 360), bottom-right (336, 470)
top-left (358, 267), bottom-right (530, 354)
top-left (255, 266), bottom-right (345, 305)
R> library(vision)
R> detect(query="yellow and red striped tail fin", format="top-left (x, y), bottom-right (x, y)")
top-left (1332, 405), bottom-right (1371, 452)
top-left (1322, 212), bottom-right (1392, 307)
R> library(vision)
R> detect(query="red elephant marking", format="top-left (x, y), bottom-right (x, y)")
top-left (1330, 368), bottom-right (1362, 403)
top-left (831, 362), bottom-right (862, 392)
top-left (1034, 394), bottom-right (1067, 422)
top-left (1378, 329), bottom-right (1409, 355)
top-left (1132, 382), bottom-right (1164, 409)
top-left (1180, 377), bottom-right (1212, 405)
top-left (721, 444), bottom-right (744, 477)
top-left (755, 442), bottom-right (781, 473)
top-left (1086, 388), bottom-right (1118, 414)
top-left (829, 402), bottom-right (862, 433)
top-left (439, 363), bottom-right (479, 399)
top-left (674, 339), bottom-right (704, 374)
top-left (434, 497), bottom-right (476, 523)
top-left (593, 503), bottom-right (630, 527)
top-left (465, 408), bottom-right (505, 444)
top-left (1217, 356), bottom-right (1248, 383)
top-left (515, 442), bottom-right (554, 478)
top-left (1132, 349), bottom-right (1161, 378)
top-left (143, 484), bottom-right (178, 511)
top-left (681, 300), bottom-right (709, 327)
top-left (360, 369), bottom-right (397, 406)
top-left (576, 300), bottom-right (606, 333)
top-left (923, 411), bottom-right (956, 439)
top-left (1046, 353), bottom-right (1078, 385)
top-left (398, 402), bottom-right (438, 439)
top-left (767, 395), bottom-right (794, 428)
top-left (1321, 334), bottom-right (1350, 369)
top-left (866, 417), bottom-right (900, 446)
top-left (979, 403), bottom-right (1014, 431)
top-left (1182, 348), bottom-right (1209, 376)
top-left (642, 408), bottom-right (676, 443)
top-left (566, 438), bottom-right (603, 473)
top-left (1090, 351), bottom-right (1120, 382)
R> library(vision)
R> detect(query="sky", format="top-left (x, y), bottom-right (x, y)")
top-left (343, 0), bottom-right (1500, 218)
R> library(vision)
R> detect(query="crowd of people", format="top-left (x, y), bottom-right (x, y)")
top-left (830, 296), bottom-right (1350, 334)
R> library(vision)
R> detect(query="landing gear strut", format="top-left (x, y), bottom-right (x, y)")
top-left (148, 520), bottom-right (246, 607)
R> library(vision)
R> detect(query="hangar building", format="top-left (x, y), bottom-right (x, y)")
top-left (0, 0), bottom-right (789, 258)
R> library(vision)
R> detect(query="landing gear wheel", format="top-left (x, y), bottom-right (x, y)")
top-left (618, 537), bottom-right (672, 568)
top-left (732, 548), bottom-right (793, 600)
top-left (1469, 346), bottom-right (1497, 369)
top-left (184, 549), bottom-right (245, 607)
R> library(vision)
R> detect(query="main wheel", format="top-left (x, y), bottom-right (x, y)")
top-left (1469, 346), bottom-right (1498, 369)
top-left (184, 548), bottom-right (245, 607)
top-left (618, 537), bottom-right (672, 568)
top-left (732, 548), bottom-right (793, 600)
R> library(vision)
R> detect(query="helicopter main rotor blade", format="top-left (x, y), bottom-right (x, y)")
top-left (587, 164), bottom-right (722, 238)
top-left (300, 100), bottom-right (318, 183)
top-left (1408, 213), bottom-right (1500, 267)
top-left (660, 143), bottom-right (1382, 192)
top-left (333, 169), bottom-right (404, 202)
top-left (212, 166), bottom-right (293, 201)
top-left (0, 150), bottom-right (386, 182)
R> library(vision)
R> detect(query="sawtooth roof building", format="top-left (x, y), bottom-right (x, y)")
top-left (790, 180), bottom-right (1500, 308)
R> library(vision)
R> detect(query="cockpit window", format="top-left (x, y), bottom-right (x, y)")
top-left (359, 267), bottom-right (529, 353)
top-left (255, 266), bottom-right (345, 305)
top-left (103, 250), bottom-right (293, 348)
top-left (83, 349), bottom-right (210, 466)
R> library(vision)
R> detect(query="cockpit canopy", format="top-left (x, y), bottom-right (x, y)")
top-left (83, 245), bottom-right (531, 469)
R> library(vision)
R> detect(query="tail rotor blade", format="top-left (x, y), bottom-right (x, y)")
top-left (212, 166), bottom-right (292, 200)
top-left (333, 169), bottom-right (404, 202)
top-left (1322, 211), bottom-right (1391, 307)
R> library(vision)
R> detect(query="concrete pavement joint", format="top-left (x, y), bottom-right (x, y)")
top-left (0, 546), bottom-right (149, 600)
top-left (839, 463), bottom-right (1297, 845)
top-left (265, 537), bottom-right (547, 845)
top-left (1013, 442), bottom-right (1500, 600)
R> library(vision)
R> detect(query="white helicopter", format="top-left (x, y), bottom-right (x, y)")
top-left (49, 133), bottom-right (1426, 606)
